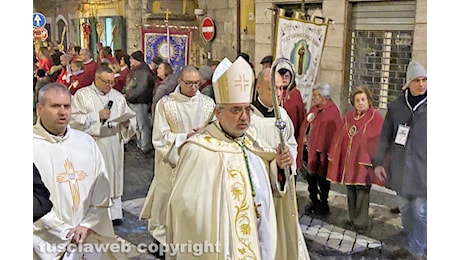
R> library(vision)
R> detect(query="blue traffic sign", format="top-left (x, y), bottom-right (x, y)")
top-left (33, 12), bottom-right (46, 28)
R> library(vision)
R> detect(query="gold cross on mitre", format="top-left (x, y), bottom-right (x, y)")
top-left (212, 57), bottom-right (254, 104)
top-left (56, 159), bottom-right (88, 212)
top-left (234, 74), bottom-right (250, 92)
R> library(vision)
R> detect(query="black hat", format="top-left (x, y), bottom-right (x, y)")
top-left (151, 56), bottom-right (163, 66)
top-left (236, 52), bottom-right (250, 63)
top-left (130, 50), bottom-right (144, 62)
top-left (37, 69), bottom-right (46, 77)
top-left (260, 55), bottom-right (273, 65)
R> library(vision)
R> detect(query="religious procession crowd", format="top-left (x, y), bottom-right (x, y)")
top-left (33, 42), bottom-right (427, 260)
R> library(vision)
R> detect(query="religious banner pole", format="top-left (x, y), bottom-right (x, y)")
top-left (96, 19), bottom-right (104, 62)
top-left (164, 9), bottom-right (171, 63)
top-left (58, 26), bottom-right (67, 53)
top-left (270, 57), bottom-right (297, 217)
top-left (110, 24), bottom-right (117, 48)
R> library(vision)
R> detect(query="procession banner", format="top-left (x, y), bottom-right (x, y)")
top-left (273, 11), bottom-right (328, 109)
top-left (142, 27), bottom-right (190, 74)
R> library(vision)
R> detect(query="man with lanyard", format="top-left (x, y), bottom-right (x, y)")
top-left (373, 61), bottom-right (427, 258)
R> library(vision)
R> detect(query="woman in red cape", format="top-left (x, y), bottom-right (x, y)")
top-left (327, 86), bottom-right (384, 231)
top-left (304, 83), bottom-right (342, 215)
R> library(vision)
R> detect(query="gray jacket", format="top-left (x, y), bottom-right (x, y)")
top-left (152, 74), bottom-right (178, 110)
top-left (124, 63), bottom-right (155, 104)
top-left (373, 89), bottom-right (427, 198)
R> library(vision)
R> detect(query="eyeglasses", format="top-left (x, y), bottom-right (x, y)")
top-left (180, 78), bottom-right (200, 88)
top-left (98, 77), bottom-right (115, 86)
top-left (225, 106), bottom-right (254, 117)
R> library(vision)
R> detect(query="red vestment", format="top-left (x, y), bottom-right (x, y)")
top-left (83, 59), bottom-right (98, 84)
top-left (55, 67), bottom-right (70, 87)
top-left (306, 100), bottom-right (342, 176)
top-left (38, 58), bottom-right (53, 73)
top-left (68, 71), bottom-right (93, 95)
top-left (282, 87), bottom-right (307, 168)
top-left (113, 66), bottom-right (130, 92)
top-left (326, 107), bottom-right (384, 185)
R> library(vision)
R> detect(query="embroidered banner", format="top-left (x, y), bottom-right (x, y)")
top-left (142, 27), bottom-right (190, 74)
top-left (273, 12), bottom-right (328, 109)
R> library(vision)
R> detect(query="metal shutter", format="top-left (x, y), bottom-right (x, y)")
top-left (348, 1), bottom-right (416, 109)
top-left (352, 1), bottom-right (416, 31)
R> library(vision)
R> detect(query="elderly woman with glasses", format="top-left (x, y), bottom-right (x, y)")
top-left (326, 86), bottom-right (384, 231)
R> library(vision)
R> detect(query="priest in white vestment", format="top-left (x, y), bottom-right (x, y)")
top-left (140, 65), bottom-right (215, 246)
top-left (251, 67), bottom-right (298, 173)
top-left (166, 57), bottom-right (310, 259)
top-left (69, 65), bottom-right (136, 224)
top-left (251, 66), bottom-right (310, 260)
top-left (33, 83), bottom-right (126, 259)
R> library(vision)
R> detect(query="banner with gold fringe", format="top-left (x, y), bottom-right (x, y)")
top-left (273, 9), bottom-right (329, 109)
top-left (142, 27), bottom-right (190, 74)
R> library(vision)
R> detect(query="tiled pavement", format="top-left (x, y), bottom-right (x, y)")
top-left (116, 180), bottom-right (416, 260)
top-left (31, 113), bottom-right (419, 259)
top-left (116, 140), bottom-right (416, 259)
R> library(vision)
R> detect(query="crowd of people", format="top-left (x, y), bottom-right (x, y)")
top-left (33, 43), bottom-right (427, 259)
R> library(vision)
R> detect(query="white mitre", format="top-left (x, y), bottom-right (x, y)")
top-left (212, 56), bottom-right (254, 104)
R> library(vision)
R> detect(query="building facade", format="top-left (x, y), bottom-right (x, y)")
top-left (33, 0), bottom-right (426, 112)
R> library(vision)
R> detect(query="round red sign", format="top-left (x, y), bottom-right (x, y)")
top-left (201, 17), bottom-right (215, 42)
top-left (33, 27), bottom-right (48, 41)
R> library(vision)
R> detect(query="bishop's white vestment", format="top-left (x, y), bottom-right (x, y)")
top-left (166, 122), bottom-right (309, 259)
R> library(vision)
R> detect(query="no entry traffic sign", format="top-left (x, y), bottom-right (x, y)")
top-left (201, 17), bottom-right (215, 42)
top-left (33, 27), bottom-right (48, 41)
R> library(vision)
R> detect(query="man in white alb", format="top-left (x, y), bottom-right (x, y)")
top-left (70, 65), bottom-right (136, 225)
top-left (33, 83), bottom-right (126, 259)
top-left (140, 65), bottom-right (215, 247)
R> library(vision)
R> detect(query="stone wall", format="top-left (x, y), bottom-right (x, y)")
top-left (252, 0), bottom-right (426, 113)
top-left (198, 0), bottom-right (237, 62)
top-left (319, 0), bottom-right (348, 113)
top-left (413, 0), bottom-right (427, 69)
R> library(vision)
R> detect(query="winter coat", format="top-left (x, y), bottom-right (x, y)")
top-left (372, 90), bottom-right (427, 198)
top-left (124, 63), bottom-right (155, 104)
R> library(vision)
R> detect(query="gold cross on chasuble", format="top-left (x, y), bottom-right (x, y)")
top-left (56, 159), bottom-right (88, 212)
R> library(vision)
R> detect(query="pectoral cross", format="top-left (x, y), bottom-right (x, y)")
top-left (254, 202), bottom-right (262, 219)
top-left (298, 45), bottom-right (305, 75)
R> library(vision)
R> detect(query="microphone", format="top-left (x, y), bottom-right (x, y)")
top-left (105, 100), bottom-right (114, 110)
top-left (102, 100), bottom-right (113, 125)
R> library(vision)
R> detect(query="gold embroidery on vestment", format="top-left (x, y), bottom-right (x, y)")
top-left (228, 167), bottom-right (258, 259)
top-left (56, 159), bottom-right (88, 212)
